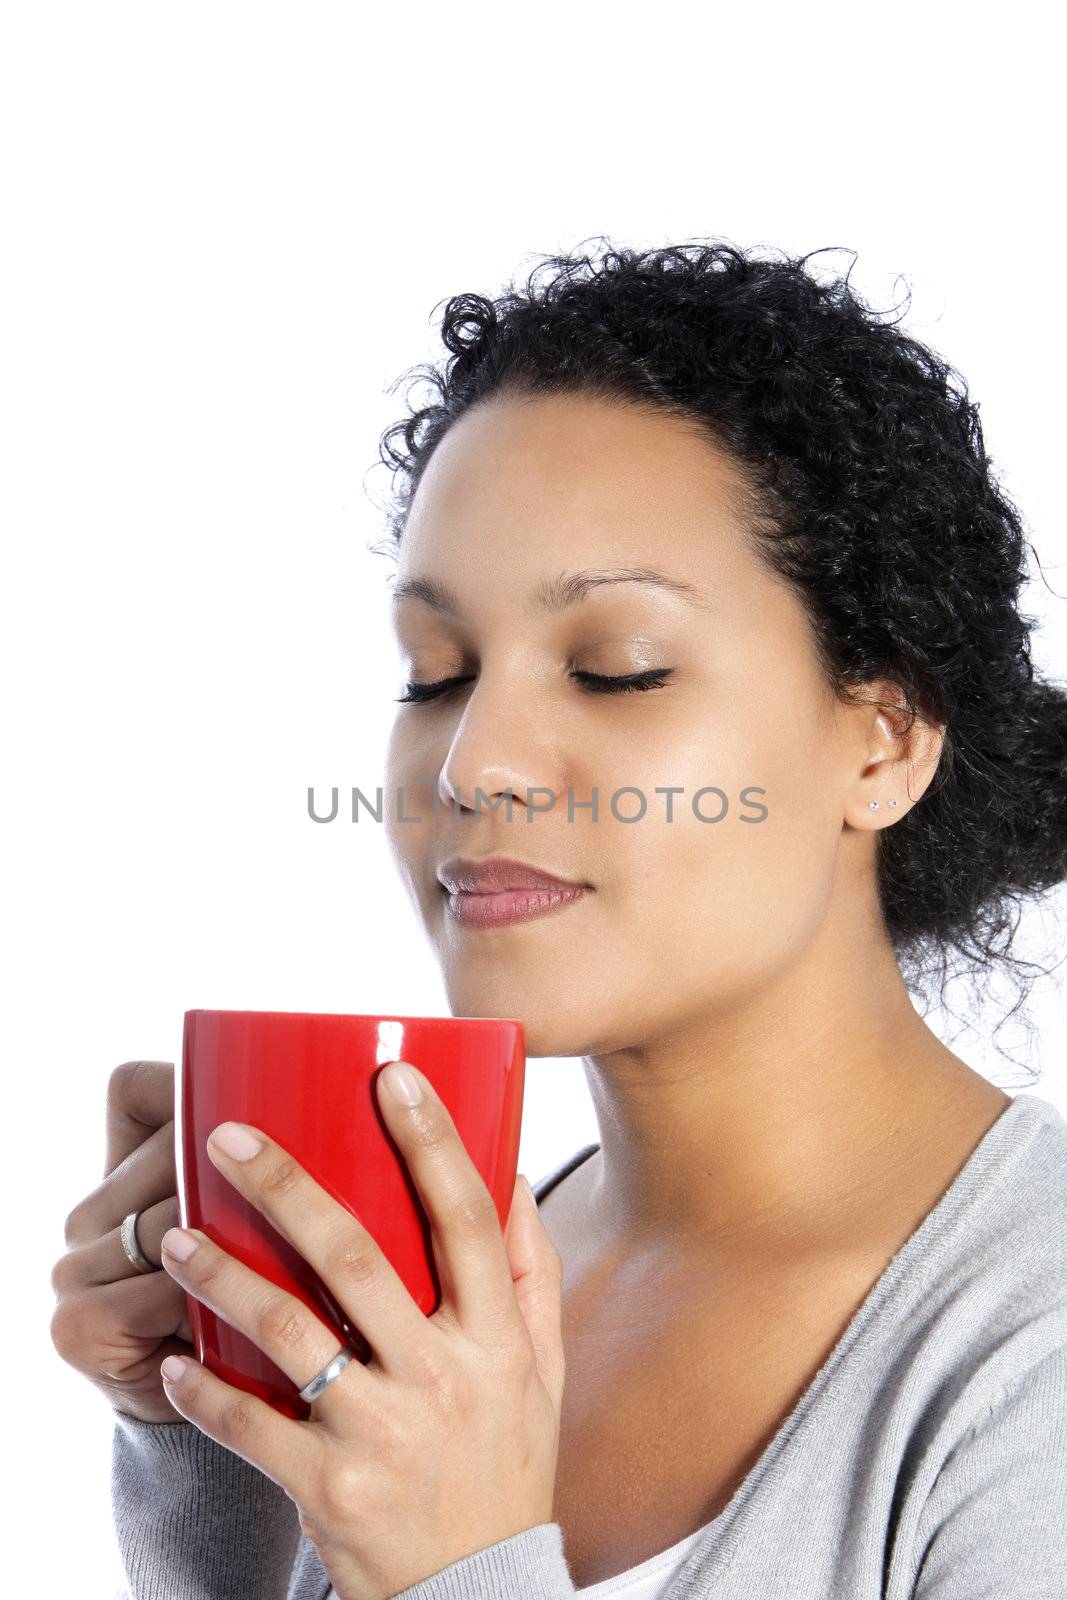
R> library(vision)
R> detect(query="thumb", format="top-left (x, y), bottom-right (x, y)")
top-left (504, 1173), bottom-right (566, 1409)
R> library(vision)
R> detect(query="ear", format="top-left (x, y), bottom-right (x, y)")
top-left (843, 682), bottom-right (945, 831)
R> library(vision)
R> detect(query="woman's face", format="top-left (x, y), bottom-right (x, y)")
top-left (383, 391), bottom-right (864, 1058)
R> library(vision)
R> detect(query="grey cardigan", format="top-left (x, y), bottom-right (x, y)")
top-left (112, 1092), bottom-right (1067, 1598)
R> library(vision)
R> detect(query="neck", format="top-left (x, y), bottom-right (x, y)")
top-left (580, 916), bottom-right (1009, 1257)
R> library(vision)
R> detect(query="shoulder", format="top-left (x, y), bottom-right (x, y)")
top-left (919, 1091), bottom-right (1067, 1316)
top-left (881, 1093), bottom-right (1067, 1487)
top-left (899, 1339), bottom-right (1067, 1597)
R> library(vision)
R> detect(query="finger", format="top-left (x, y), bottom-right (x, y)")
top-left (105, 1061), bottom-right (176, 1175)
top-left (53, 1196), bottom-right (181, 1292)
top-left (66, 1121), bottom-right (176, 1247)
top-left (504, 1175), bottom-right (566, 1413)
top-left (117, 1194), bottom-right (182, 1277)
top-left (200, 1119), bottom-right (432, 1377)
top-left (373, 1061), bottom-right (525, 1343)
top-left (50, 1269), bottom-right (194, 1375)
top-left (159, 1226), bottom-right (364, 1420)
top-left (158, 1349), bottom-right (313, 1494)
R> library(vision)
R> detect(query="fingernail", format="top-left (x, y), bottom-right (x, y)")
top-left (382, 1061), bottom-right (423, 1106)
top-left (209, 1121), bottom-right (263, 1160)
top-left (161, 1227), bottom-right (200, 1262)
top-left (160, 1355), bottom-right (189, 1384)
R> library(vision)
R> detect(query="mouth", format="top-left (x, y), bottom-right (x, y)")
top-left (437, 855), bottom-right (590, 894)
top-left (435, 855), bottom-right (592, 930)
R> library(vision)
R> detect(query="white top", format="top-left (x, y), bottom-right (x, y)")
top-left (571, 1519), bottom-right (709, 1596)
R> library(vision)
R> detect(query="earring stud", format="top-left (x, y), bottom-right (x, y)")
top-left (869, 800), bottom-right (879, 811)
top-left (888, 799), bottom-right (898, 809)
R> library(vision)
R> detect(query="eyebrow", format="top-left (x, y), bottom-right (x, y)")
top-left (389, 565), bottom-right (711, 617)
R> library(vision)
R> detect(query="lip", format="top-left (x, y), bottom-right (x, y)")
top-left (436, 856), bottom-right (592, 930)
top-left (436, 856), bottom-right (590, 894)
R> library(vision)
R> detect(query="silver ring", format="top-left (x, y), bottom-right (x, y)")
top-left (300, 1345), bottom-right (357, 1402)
top-left (120, 1210), bottom-right (157, 1274)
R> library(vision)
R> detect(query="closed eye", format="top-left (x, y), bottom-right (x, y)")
top-left (570, 668), bottom-right (675, 694)
top-left (395, 668), bottom-right (674, 703)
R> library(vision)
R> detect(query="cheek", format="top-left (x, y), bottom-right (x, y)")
top-left (383, 727), bottom-right (439, 883)
top-left (601, 715), bottom-right (840, 980)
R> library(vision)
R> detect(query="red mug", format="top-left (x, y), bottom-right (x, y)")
top-left (175, 1009), bottom-right (526, 1419)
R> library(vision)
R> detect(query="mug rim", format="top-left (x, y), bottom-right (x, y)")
top-left (184, 1008), bottom-right (522, 1028)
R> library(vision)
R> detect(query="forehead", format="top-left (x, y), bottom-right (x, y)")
top-left (393, 391), bottom-right (759, 604)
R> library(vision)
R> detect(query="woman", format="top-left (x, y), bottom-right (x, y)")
top-left (53, 239), bottom-right (1067, 1598)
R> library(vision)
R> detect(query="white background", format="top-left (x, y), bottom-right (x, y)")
top-left (3, 5), bottom-right (1065, 1593)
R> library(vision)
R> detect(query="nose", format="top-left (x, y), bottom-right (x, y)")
top-left (436, 674), bottom-right (564, 819)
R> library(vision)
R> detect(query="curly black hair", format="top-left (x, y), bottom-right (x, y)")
top-left (369, 237), bottom-right (1067, 1076)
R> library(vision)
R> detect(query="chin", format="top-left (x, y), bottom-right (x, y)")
top-left (439, 974), bottom-right (597, 1059)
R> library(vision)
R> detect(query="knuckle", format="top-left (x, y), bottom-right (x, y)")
top-left (188, 1247), bottom-right (226, 1293)
top-left (106, 1062), bottom-right (135, 1103)
top-left (428, 1361), bottom-right (465, 1416)
top-left (323, 1231), bottom-right (380, 1290)
top-left (49, 1295), bottom-right (91, 1364)
top-left (407, 1111), bottom-right (446, 1154)
top-left (107, 1060), bottom-right (174, 1129)
top-left (50, 1250), bottom-right (78, 1297)
top-left (259, 1296), bottom-right (308, 1351)
top-left (372, 1402), bottom-right (417, 1466)
top-left (94, 1346), bottom-right (139, 1381)
top-left (62, 1206), bottom-right (86, 1249)
top-left (218, 1392), bottom-right (257, 1446)
top-left (317, 1462), bottom-right (366, 1523)
top-left (411, 1341), bottom-right (453, 1400)
top-left (259, 1155), bottom-right (304, 1202)
top-left (107, 1060), bottom-right (151, 1106)
top-left (444, 1183), bottom-right (498, 1239)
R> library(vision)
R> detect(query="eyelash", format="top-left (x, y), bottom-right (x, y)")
top-left (395, 667), bottom-right (674, 704)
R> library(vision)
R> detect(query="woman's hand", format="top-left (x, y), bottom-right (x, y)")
top-left (155, 1058), bottom-right (567, 1600)
top-left (50, 1060), bottom-right (194, 1424)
